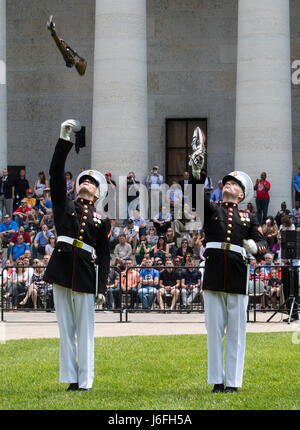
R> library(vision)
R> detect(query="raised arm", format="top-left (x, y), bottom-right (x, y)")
top-left (49, 120), bottom-right (81, 206)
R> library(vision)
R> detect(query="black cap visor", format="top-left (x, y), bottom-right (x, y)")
top-left (79, 175), bottom-right (99, 188)
top-left (222, 175), bottom-right (245, 194)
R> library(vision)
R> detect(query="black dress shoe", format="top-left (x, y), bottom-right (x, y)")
top-left (211, 384), bottom-right (224, 393)
top-left (283, 317), bottom-right (299, 323)
top-left (67, 383), bottom-right (79, 391)
top-left (225, 387), bottom-right (238, 393)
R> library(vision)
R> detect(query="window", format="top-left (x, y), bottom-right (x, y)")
top-left (166, 119), bottom-right (207, 185)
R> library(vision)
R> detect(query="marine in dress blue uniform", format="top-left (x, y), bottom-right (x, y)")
top-left (44, 120), bottom-right (110, 391)
top-left (202, 171), bottom-right (267, 393)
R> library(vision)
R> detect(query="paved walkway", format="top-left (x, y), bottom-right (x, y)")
top-left (1, 310), bottom-right (299, 341)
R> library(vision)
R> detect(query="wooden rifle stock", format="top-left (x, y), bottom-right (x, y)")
top-left (47, 16), bottom-right (87, 76)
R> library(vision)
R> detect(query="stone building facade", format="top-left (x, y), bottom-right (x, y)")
top-left (1, 0), bottom-right (300, 215)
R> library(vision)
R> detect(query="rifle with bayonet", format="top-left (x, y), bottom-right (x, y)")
top-left (47, 15), bottom-right (87, 76)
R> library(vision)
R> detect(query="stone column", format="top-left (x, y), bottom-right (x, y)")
top-left (0, 0), bottom-right (7, 171)
top-left (235, 0), bottom-right (292, 214)
top-left (92, 0), bottom-right (148, 182)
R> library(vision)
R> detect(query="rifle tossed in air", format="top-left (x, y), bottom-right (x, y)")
top-left (47, 15), bottom-right (87, 76)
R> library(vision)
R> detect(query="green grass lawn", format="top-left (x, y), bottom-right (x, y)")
top-left (0, 333), bottom-right (299, 410)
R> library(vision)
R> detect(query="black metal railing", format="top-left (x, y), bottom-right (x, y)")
top-left (119, 265), bottom-right (204, 322)
top-left (1, 264), bottom-right (53, 320)
top-left (2, 261), bottom-right (298, 324)
top-left (247, 264), bottom-right (299, 323)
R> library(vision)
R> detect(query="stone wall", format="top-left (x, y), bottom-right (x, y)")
top-left (291, 0), bottom-right (300, 184)
top-left (147, 0), bottom-right (238, 186)
top-left (6, 0), bottom-right (95, 187)
top-left (5, 0), bottom-right (300, 206)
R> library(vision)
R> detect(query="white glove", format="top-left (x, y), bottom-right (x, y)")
top-left (60, 119), bottom-right (81, 141)
top-left (243, 239), bottom-right (258, 255)
top-left (95, 293), bottom-right (105, 306)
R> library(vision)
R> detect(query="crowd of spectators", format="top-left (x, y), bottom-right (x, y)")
top-left (0, 165), bottom-right (300, 313)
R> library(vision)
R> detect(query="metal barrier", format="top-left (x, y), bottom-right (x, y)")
top-left (247, 264), bottom-right (299, 323)
top-left (95, 265), bottom-right (123, 322)
top-left (1, 264), bottom-right (53, 321)
top-left (2, 260), bottom-right (298, 324)
top-left (119, 265), bottom-right (204, 323)
top-left (0, 264), bottom-right (124, 322)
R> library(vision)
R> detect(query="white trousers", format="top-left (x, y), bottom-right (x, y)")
top-left (203, 290), bottom-right (248, 388)
top-left (53, 284), bottom-right (95, 389)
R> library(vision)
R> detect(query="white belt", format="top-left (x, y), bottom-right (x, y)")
top-left (57, 235), bottom-right (96, 259)
top-left (206, 241), bottom-right (247, 258)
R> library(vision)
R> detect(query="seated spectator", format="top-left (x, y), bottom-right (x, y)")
top-left (22, 256), bottom-right (34, 282)
top-left (106, 265), bottom-right (121, 310)
top-left (248, 256), bottom-right (267, 299)
top-left (2, 259), bottom-right (15, 301)
top-left (272, 234), bottom-right (281, 262)
top-left (267, 268), bottom-right (282, 309)
top-left (109, 219), bottom-right (120, 250)
top-left (43, 187), bottom-right (52, 206)
top-left (210, 180), bottom-right (223, 202)
top-left (13, 199), bottom-right (36, 229)
top-left (42, 254), bottom-right (51, 267)
top-left (146, 226), bottom-right (158, 247)
top-left (123, 219), bottom-right (139, 254)
top-left (138, 258), bottom-right (159, 309)
top-left (173, 256), bottom-right (184, 277)
top-left (246, 202), bottom-right (256, 214)
top-left (45, 234), bottom-right (57, 256)
top-left (32, 224), bottom-right (52, 259)
top-left (33, 171), bottom-right (49, 201)
top-left (181, 259), bottom-right (202, 309)
top-left (65, 171), bottom-right (75, 200)
top-left (166, 180), bottom-right (183, 219)
top-left (120, 258), bottom-right (139, 309)
top-left (279, 215), bottom-right (295, 232)
top-left (5, 259), bottom-right (28, 310)
top-left (8, 234), bottom-right (30, 263)
top-left (291, 200), bottom-right (300, 227)
top-left (24, 189), bottom-right (37, 209)
top-left (37, 196), bottom-right (52, 221)
top-left (135, 236), bottom-right (152, 265)
top-left (174, 203), bottom-right (197, 238)
top-left (0, 214), bottom-right (18, 249)
top-left (262, 216), bottom-right (278, 250)
top-left (19, 260), bottom-right (45, 309)
top-left (157, 259), bottom-right (181, 310)
top-left (132, 208), bottom-right (147, 237)
top-left (0, 249), bottom-right (7, 269)
top-left (153, 205), bottom-right (172, 236)
top-left (154, 257), bottom-right (164, 273)
top-left (176, 238), bottom-right (194, 265)
top-left (275, 202), bottom-right (291, 228)
top-left (260, 253), bottom-right (275, 279)
top-left (152, 236), bottom-right (170, 264)
top-left (114, 234), bottom-right (132, 262)
top-left (189, 229), bottom-right (205, 261)
top-left (9, 225), bottom-right (31, 247)
top-left (41, 208), bottom-right (55, 233)
top-left (165, 227), bottom-right (177, 258)
top-left (23, 249), bottom-right (33, 265)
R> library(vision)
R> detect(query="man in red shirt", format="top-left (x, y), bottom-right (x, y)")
top-left (254, 172), bottom-right (271, 225)
top-left (13, 199), bottom-right (35, 228)
top-left (9, 225), bottom-right (31, 246)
